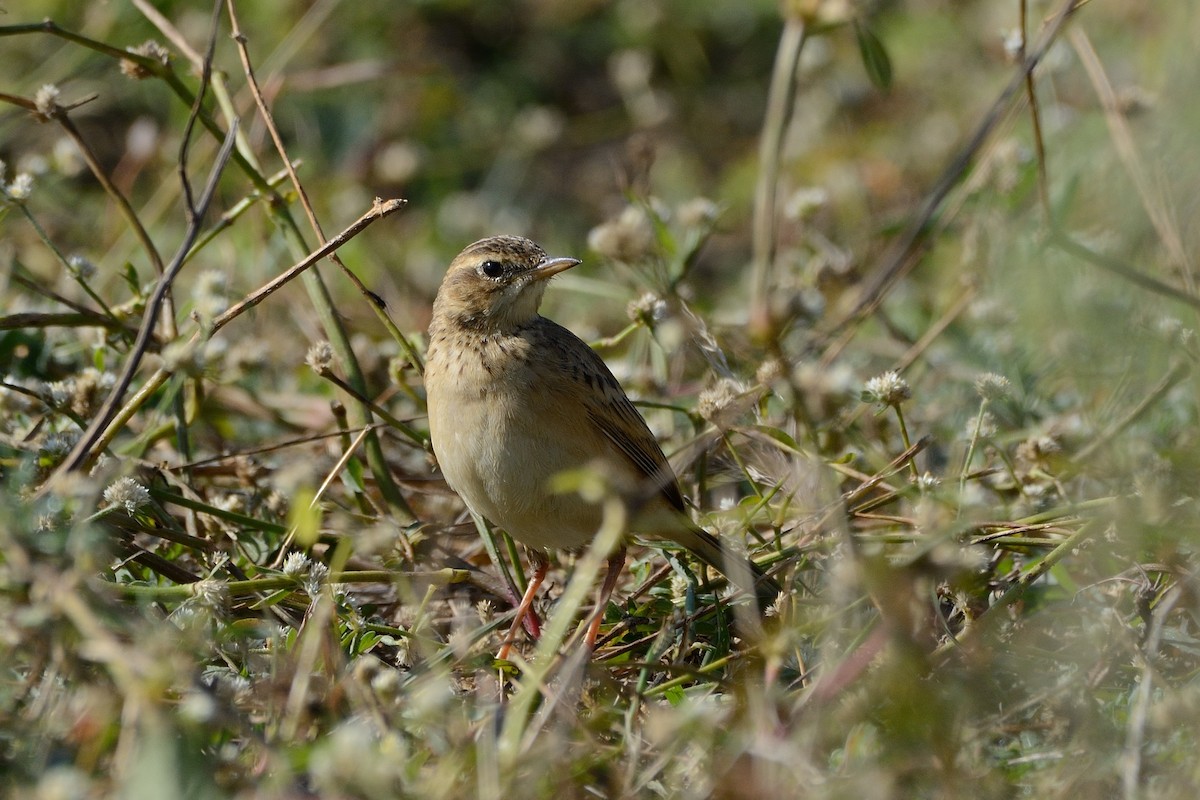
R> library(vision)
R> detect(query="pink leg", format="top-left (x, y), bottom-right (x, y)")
top-left (497, 552), bottom-right (549, 661)
top-left (585, 547), bottom-right (627, 650)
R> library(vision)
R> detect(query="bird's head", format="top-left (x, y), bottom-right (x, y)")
top-left (433, 235), bottom-right (581, 332)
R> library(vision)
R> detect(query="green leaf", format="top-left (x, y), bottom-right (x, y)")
top-left (250, 588), bottom-right (295, 609)
top-left (855, 21), bottom-right (893, 91)
top-left (740, 423), bottom-right (803, 454)
top-left (122, 261), bottom-right (142, 297)
top-left (342, 456), bottom-right (366, 493)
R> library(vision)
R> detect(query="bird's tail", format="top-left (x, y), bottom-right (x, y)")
top-left (671, 518), bottom-right (782, 612)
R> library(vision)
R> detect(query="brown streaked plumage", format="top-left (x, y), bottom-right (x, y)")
top-left (424, 235), bottom-right (778, 657)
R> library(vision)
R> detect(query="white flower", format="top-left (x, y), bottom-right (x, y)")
top-left (190, 578), bottom-right (228, 610)
top-left (966, 411), bottom-right (997, 439)
top-left (626, 292), bottom-right (667, 325)
top-left (282, 552), bottom-right (311, 576)
top-left (40, 431), bottom-right (81, 459)
top-left (5, 173), bottom-right (34, 201)
top-left (35, 84), bottom-right (61, 117)
top-left (67, 255), bottom-right (97, 279)
top-left (304, 561), bottom-right (330, 596)
top-left (192, 270), bottom-right (230, 322)
top-left (698, 378), bottom-right (743, 422)
top-left (914, 472), bottom-right (941, 491)
top-left (974, 373), bottom-right (1011, 402)
top-left (783, 186), bottom-right (829, 220)
top-left (1001, 28), bottom-right (1024, 62)
top-left (305, 341), bottom-right (335, 373)
top-left (103, 476), bottom-right (151, 513)
top-left (862, 370), bottom-right (911, 407)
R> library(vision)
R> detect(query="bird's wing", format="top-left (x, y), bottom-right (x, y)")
top-left (532, 319), bottom-right (686, 513)
top-left (531, 318), bottom-right (782, 605)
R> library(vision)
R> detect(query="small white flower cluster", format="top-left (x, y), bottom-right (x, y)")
top-left (862, 370), bottom-right (911, 408)
top-left (282, 552), bottom-right (331, 597)
top-left (121, 40), bottom-right (170, 80)
top-left (189, 578), bottom-right (228, 612)
top-left (103, 476), bottom-right (152, 514)
top-left (966, 411), bottom-right (997, 440)
top-left (626, 292), bottom-right (667, 326)
top-left (67, 255), bottom-right (97, 280)
top-left (44, 367), bottom-right (116, 417)
top-left (35, 84), bottom-right (61, 118)
top-left (38, 431), bottom-right (81, 463)
top-left (697, 378), bottom-right (744, 423)
top-left (676, 197), bottom-right (719, 229)
top-left (305, 341), bottom-right (336, 374)
top-left (974, 373), bottom-right (1011, 403)
top-left (913, 472), bottom-right (941, 492)
top-left (0, 159), bottom-right (34, 203)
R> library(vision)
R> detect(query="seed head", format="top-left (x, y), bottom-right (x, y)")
top-left (121, 40), bottom-right (170, 79)
top-left (306, 341), bottom-right (336, 374)
top-left (35, 84), bottom-right (62, 119)
top-left (697, 378), bottom-right (742, 423)
top-left (974, 373), bottom-right (1011, 402)
top-left (104, 476), bottom-right (152, 514)
top-left (5, 173), bottom-right (34, 201)
top-left (626, 292), bottom-right (667, 326)
top-left (862, 370), bottom-right (911, 408)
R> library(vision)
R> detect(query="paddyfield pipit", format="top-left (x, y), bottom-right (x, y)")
top-left (424, 235), bottom-right (779, 657)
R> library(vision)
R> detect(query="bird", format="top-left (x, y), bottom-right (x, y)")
top-left (423, 235), bottom-right (780, 659)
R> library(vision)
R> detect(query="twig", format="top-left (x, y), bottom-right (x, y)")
top-left (750, 16), bottom-right (807, 332)
top-left (224, 0), bottom-right (423, 373)
top-left (53, 199), bottom-right (404, 476)
top-left (0, 311), bottom-right (136, 334)
top-left (1019, 0), bottom-right (1052, 222)
top-left (893, 284), bottom-right (977, 372)
top-left (224, 0), bottom-right (416, 522)
top-left (51, 122), bottom-right (241, 477)
top-left (209, 198), bottom-right (406, 335)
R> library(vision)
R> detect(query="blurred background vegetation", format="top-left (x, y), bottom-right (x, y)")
top-left (2, 0), bottom-right (1199, 798)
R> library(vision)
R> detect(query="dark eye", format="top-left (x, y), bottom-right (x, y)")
top-left (480, 260), bottom-right (504, 279)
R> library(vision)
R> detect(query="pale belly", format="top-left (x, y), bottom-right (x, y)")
top-left (427, 365), bottom-right (609, 552)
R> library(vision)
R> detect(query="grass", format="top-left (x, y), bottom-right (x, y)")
top-left (1, 1), bottom-right (1198, 797)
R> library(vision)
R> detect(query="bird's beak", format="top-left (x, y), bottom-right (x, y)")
top-left (529, 256), bottom-right (581, 282)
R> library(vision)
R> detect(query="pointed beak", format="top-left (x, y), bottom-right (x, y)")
top-left (529, 256), bottom-right (581, 282)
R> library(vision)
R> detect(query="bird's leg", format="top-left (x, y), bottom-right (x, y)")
top-left (497, 550), bottom-right (549, 661)
top-left (585, 546), bottom-right (627, 650)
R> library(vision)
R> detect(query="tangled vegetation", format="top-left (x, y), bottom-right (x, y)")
top-left (1, 1), bottom-right (1197, 797)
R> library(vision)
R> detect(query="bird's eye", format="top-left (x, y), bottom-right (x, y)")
top-left (480, 260), bottom-right (504, 279)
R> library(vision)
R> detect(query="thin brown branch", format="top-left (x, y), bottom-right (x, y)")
top-left (1020, 0), bottom-right (1052, 222)
top-left (51, 122), bottom-right (241, 478)
top-left (0, 311), bottom-right (137, 334)
top-left (210, 198), bottom-right (406, 336)
top-left (750, 16), bottom-right (807, 335)
top-left (224, 0), bottom-right (383, 311)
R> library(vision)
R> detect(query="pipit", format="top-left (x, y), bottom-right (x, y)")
top-left (425, 235), bottom-right (779, 658)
